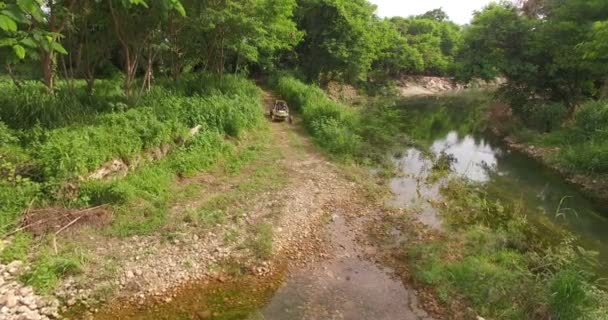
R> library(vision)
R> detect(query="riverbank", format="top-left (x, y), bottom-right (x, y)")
top-left (503, 136), bottom-right (608, 211)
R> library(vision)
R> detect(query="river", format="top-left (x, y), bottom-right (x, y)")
top-left (389, 99), bottom-right (608, 271)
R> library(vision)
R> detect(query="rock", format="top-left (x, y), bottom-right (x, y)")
top-left (22, 311), bottom-right (41, 320)
top-left (126, 270), bottom-right (135, 279)
top-left (134, 269), bottom-right (143, 277)
top-left (16, 305), bottom-right (30, 314)
top-left (3, 292), bottom-right (18, 308)
top-left (19, 287), bottom-right (33, 297)
top-left (66, 298), bottom-right (77, 307)
top-left (196, 310), bottom-right (212, 319)
top-left (7, 261), bottom-right (24, 274)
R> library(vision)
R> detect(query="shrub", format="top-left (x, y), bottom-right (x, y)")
top-left (573, 100), bottom-right (608, 140)
top-left (557, 141), bottom-right (608, 174)
top-left (0, 74), bottom-right (263, 236)
top-left (269, 75), bottom-right (362, 159)
top-left (0, 80), bottom-right (124, 130)
top-left (0, 232), bottom-right (32, 263)
top-left (0, 120), bottom-right (17, 145)
top-left (549, 269), bottom-right (596, 320)
top-left (418, 179), bottom-right (608, 319)
top-left (523, 102), bottom-right (567, 132)
top-left (0, 176), bottom-right (40, 235)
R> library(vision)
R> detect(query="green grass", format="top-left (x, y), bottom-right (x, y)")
top-left (268, 74), bottom-right (363, 159)
top-left (0, 74), bottom-right (263, 236)
top-left (407, 178), bottom-right (608, 319)
top-left (510, 100), bottom-right (608, 175)
top-left (21, 249), bottom-right (85, 294)
top-left (0, 74), bottom-right (267, 294)
top-left (247, 223), bottom-right (273, 260)
top-left (0, 232), bottom-right (32, 263)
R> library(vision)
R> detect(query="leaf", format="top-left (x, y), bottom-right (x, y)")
top-left (170, 0), bottom-right (186, 16)
top-left (12, 44), bottom-right (25, 59)
top-left (0, 38), bottom-right (16, 47)
top-left (16, 0), bottom-right (43, 21)
top-left (51, 41), bottom-right (68, 55)
top-left (0, 14), bottom-right (17, 32)
top-left (129, 0), bottom-right (149, 8)
top-left (1, 9), bottom-right (26, 23)
top-left (19, 37), bottom-right (36, 48)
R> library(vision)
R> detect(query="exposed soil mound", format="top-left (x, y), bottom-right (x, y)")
top-left (21, 206), bottom-right (111, 237)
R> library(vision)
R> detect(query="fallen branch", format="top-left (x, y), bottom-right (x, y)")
top-left (54, 216), bottom-right (84, 235)
top-left (2, 205), bottom-right (107, 239)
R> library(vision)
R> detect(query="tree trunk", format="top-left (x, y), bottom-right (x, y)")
top-left (41, 51), bottom-right (55, 92)
top-left (109, 0), bottom-right (138, 98)
top-left (141, 51), bottom-right (153, 94)
top-left (168, 15), bottom-right (181, 81)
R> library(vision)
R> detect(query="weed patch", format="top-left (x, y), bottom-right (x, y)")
top-left (408, 179), bottom-right (608, 319)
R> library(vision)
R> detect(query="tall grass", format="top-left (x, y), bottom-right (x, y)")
top-left (268, 75), bottom-right (362, 158)
top-left (520, 100), bottom-right (608, 175)
top-left (409, 178), bottom-right (608, 319)
top-left (0, 75), bottom-right (263, 235)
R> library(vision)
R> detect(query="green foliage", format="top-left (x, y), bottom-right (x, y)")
top-left (0, 0), bottom-right (66, 61)
top-left (0, 80), bottom-right (124, 130)
top-left (458, 0), bottom-right (608, 113)
top-left (382, 15), bottom-right (462, 76)
top-left (530, 100), bottom-right (608, 174)
top-left (0, 232), bottom-right (32, 263)
top-left (22, 252), bottom-right (83, 294)
top-left (523, 102), bottom-right (567, 132)
top-left (248, 223), bottom-right (273, 260)
top-left (269, 74), bottom-right (362, 158)
top-left (409, 179), bottom-right (608, 319)
top-left (572, 101), bottom-right (608, 140)
top-left (0, 176), bottom-right (39, 235)
top-left (0, 74), bottom-right (262, 237)
top-left (294, 0), bottom-right (387, 82)
top-left (549, 269), bottom-right (598, 319)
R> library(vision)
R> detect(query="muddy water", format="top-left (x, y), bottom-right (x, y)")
top-left (390, 129), bottom-right (608, 269)
top-left (259, 214), bottom-right (431, 320)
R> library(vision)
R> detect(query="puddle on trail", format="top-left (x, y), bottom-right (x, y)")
top-left (258, 214), bottom-right (432, 320)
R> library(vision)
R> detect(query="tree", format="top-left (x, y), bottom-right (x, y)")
top-left (107, 0), bottom-right (185, 97)
top-left (295, 0), bottom-right (387, 82)
top-left (165, 0), bottom-right (301, 79)
top-left (417, 8), bottom-right (449, 22)
top-left (0, 0), bottom-right (68, 90)
top-left (63, 0), bottom-right (115, 94)
top-left (458, 0), bottom-right (608, 113)
top-left (387, 16), bottom-right (462, 76)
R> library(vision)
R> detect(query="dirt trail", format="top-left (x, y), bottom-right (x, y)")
top-left (80, 90), bottom-right (434, 319)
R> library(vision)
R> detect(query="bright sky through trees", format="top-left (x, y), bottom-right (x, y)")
top-left (368, 0), bottom-right (496, 24)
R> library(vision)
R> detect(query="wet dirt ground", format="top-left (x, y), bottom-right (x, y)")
top-left (260, 211), bottom-right (433, 320)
